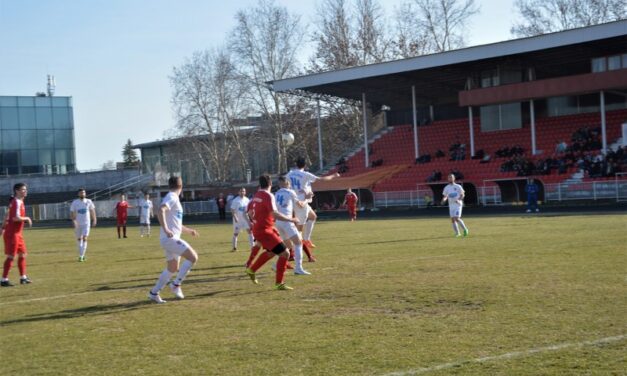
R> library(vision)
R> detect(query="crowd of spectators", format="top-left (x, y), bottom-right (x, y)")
top-left (449, 141), bottom-right (466, 161)
top-left (336, 157), bottom-right (349, 174)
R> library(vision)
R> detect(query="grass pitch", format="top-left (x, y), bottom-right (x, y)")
top-left (0, 213), bottom-right (625, 375)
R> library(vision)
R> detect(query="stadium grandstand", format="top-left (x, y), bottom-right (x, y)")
top-left (270, 20), bottom-right (627, 207)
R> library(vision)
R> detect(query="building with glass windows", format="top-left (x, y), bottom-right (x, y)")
top-left (0, 95), bottom-right (76, 175)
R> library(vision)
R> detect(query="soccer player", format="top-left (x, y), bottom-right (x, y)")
top-left (138, 192), bottom-right (154, 237)
top-left (286, 157), bottom-right (340, 251)
top-left (274, 176), bottom-right (310, 275)
top-left (230, 187), bottom-right (254, 252)
top-left (113, 194), bottom-right (134, 239)
top-left (441, 174), bottom-right (469, 237)
top-left (245, 174), bottom-right (300, 290)
top-left (148, 176), bottom-right (199, 304)
top-left (70, 188), bottom-right (97, 262)
top-left (343, 188), bottom-right (358, 221)
top-left (1, 183), bottom-right (33, 287)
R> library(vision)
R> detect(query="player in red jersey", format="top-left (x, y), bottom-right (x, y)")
top-left (1, 183), bottom-right (33, 287)
top-left (343, 188), bottom-right (359, 221)
top-left (245, 174), bottom-right (299, 290)
top-left (113, 193), bottom-right (134, 239)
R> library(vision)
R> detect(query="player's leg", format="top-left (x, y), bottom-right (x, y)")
top-left (17, 247), bottom-right (31, 284)
top-left (303, 206), bottom-right (317, 246)
top-left (170, 245), bottom-right (198, 299)
top-left (1, 239), bottom-right (17, 286)
top-left (146, 222), bottom-right (151, 236)
top-left (246, 229), bottom-right (254, 248)
top-left (76, 225), bottom-right (84, 260)
top-left (272, 243), bottom-right (292, 290)
top-left (232, 225), bottom-right (240, 252)
top-left (450, 217), bottom-right (460, 236)
top-left (290, 232), bottom-right (309, 275)
top-left (246, 240), bottom-right (262, 268)
top-left (81, 234), bottom-right (89, 259)
top-left (139, 223), bottom-right (145, 237)
top-left (122, 221), bottom-right (127, 238)
top-left (117, 224), bottom-right (121, 239)
top-left (149, 242), bottom-right (180, 303)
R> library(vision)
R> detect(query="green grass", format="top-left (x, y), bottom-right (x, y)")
top-left (0, 214), bottom-right (625, 375)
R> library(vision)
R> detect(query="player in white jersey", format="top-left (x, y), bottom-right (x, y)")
top-left (148, 176), bottom-right (199, 304)
top-left (441, 174), bottom-right (469, 237)
top-left (274, 176), bottom-right (311, 275)
top-left (138, 193), bottom-right (154, 237)
top-left (230, 187), bottom-right (254, 252)
top-left (286, 157), bottom-right (340, 251)
top-left (69, 188), bottom-right (97, 262)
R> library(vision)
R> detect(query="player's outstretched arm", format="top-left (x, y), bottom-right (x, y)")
top-left (181, 225), bottom-right (199, 237)
top-left (318, 172), bottom-right (340, 181)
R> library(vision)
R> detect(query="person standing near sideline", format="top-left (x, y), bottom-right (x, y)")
top-left (1, 183), bottom-right (33, 287)
top-left (113, 194), bottom-right (134, 239)
top-left (525, 178), bottom-right (540, 213)
top-left (70, 188), bottom-right (97, 262)
top-left (216, 193), bottom-right (226, 221)
top-left (230, 188), bottom-right (254, 252)
top-left (343, 188), bottom-right (359, 222)
top-left (138, 192), bottom-right (154, 237)
top-left (148, 176), bottom-right (199, 304)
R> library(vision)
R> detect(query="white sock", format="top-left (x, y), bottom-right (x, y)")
top-left (457, 219), bottom-right (467, 231)
top-left (146, 224), bottom-right (151, 235)
top-left (303, 220), bottom-right (315, 241)
top-left (232, 234), bottom-right (238, 249)
top-left (248, 233), bottom-right (254, 248)
top-left (80, 242), bottom-right (88, 257)
top-left (77, 240), bottom-right (82, 256)
top-left (174, 259), bottom-right (194, 285)
top-left (294, 242), bottom-right (304, 271)
top-left (151, 269), bottom-right (173, 294)
top-left (452, 222), bottom-right (459, 235)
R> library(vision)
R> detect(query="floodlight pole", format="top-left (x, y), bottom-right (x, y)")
top-left (468, 106), bottom-right (475, 157)
top-left (530, 99), bottom-right (537, 155)
top-left (317, 99), bottom-right (323, 170)
top-left (362, 92), bottom-right (369, 168)
top-left (600, 91), bottom-right (607, 155)
top-left (412, 85), bottom-right (419, 159)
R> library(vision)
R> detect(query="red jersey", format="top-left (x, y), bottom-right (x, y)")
top-left (116, 201), bottom-right (129, 219)
top-left (345, 192), bottom-right (358, 207)
top-left (249, 190), bottom-right (277, 235)
top-left (4, 198), bottom-right (25, 236)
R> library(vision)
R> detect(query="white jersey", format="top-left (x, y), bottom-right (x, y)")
top-left (443, 183), bottom-right (464, 207)
top-left (230, 196), bottom-right (250, 223)
top-left (160, 192), bottom-right (183, 240)
top-left (286, 169), bottom-right (318, 202)
top-left (274, 188), bottom-right (298, 217)
top-left (138, 199), bottom-right (153, 223)
top-left (70, 198), bottom-right (95, 226)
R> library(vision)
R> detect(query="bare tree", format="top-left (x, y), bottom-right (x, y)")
top-left (394, 0), bottom-right (479, 55)
top-left (230, 0), bottom-right (305, 173)
top-left (511, 0), bottom-right (626, 37)
top-left (170, 48), bottom-right (251, 182)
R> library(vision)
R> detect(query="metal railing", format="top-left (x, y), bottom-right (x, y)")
top-left (88, 173), bottom-right (153, 201)
top-left (373, 190), bottom-right (433, 208)
top-left (479, 186), bottom-right (502, 206)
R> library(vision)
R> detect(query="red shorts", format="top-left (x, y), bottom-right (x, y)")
top-left (4, 234), bottom-right (27, 256)
top-left (253, 228), bottom-right (282, 252)
top-left (348, 206), bottom-right (357, 216)
top-left (117, 217), bottom-right (127, 226)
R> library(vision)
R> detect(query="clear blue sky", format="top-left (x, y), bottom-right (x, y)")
top-left (0, 0), bottom-right (515, 170)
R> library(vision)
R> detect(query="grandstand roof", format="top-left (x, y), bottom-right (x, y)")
top-left (270, 20), bottom-right (627, 108)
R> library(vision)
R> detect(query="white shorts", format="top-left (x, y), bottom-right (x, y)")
top-left (275, 220), bottom-right (299, 240)
top-left (233, 219), bottom-right (250, 232)
top-left (449, 204), bottom-right (463, 218)
top-left (160, 237), bottom-right (191, 261)
top-left (140, 216), bottom-right (151, 225)
top-left (75, 224), bottom-right (91, 238)
top-left (294, 204), bottom-right (310, 225)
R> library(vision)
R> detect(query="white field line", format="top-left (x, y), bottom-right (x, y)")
top-left (383, 334), bottom-right (627, 376)
top-left (0, 287), bottom-right (145, 306)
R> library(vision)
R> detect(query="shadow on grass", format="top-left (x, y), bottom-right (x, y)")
top-left (350, 236), bottom-right (452, 246)
top-left (90, 272), bottom-right (254, 292)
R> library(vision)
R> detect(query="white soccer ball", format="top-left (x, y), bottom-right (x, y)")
top-left (282, 132), bottom-right (295, 146)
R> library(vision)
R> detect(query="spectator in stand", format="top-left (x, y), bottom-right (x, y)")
top-left (426, 170), bottom-right (442, 183)
top-left (555, 140), bottom-right (568, 154)
top-left (435, 150), bottom-right (445, 158)
top-left (525, 178), bottom-right (539, 213)
top-left (216, 193), bottom-right (226, 221)
top-left (416, 154), bottom-right (431, 164)
top-left (480, 153), bottom-right (491, 164)
top-left (450, 169), bottom-right (464, 180)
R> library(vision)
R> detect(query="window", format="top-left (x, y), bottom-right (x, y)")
top-left (20, 130), bottom-right (38, 149)
top-left (623, 54), bottom-right (627, 69)
top-left (591, 57), bottom-right (606, 72)
top-left (35, 107), bottom-right (53, 129)
top-left (21, 149), bottom-right (39, 166)
top-left (52, 107), bottom-right (72, 129)
top-left (480, 103), bottom-right (522, 131)
top-left (54, 130), bottom-right (74, 148)
top-left (608, 55), bottom-right (621, 71)
top-left (51, 97), bottom-right (69, 107)
top-left (18, 97), bottom-right (34, 107)
top-left (0, 97), bottom-right (17, 107)
top-left (34, 96), bottom-right (51, 107)
top-left (18, 107), bottom-right (36, 129)
top-left (0, 107), bottom-right (19, 129)
top-left (55, 149), bottom-right (74, 165)
top-left (38, 149), bottom-right (53, 165)
top-left (37, 130), bottom-right (54, 148)
top-left (1, 130), bottom-right (20, 149)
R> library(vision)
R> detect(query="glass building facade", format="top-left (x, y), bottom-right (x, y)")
top-left (0, 96), bottom-right (76, 175)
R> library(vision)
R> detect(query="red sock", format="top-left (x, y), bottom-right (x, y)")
top-left (123, 226), bottom-right (127, 237)
top-left (117, 226), bottom-right (121, 237)
top-left (275, 255), bottom-right (287, 284)
top-left (17, 256), bottom-right (26, 276)
top-left (302, 242), bottom-right (313, 259)
top-left (246, 245), bottom-right (260, 268)
top-left (250, 251), bottom-right (274, 272)
top-left (3, 257), bottom-right (13, 279)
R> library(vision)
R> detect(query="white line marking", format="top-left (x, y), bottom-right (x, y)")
top-left (383, 334), bottom-right (627, 376)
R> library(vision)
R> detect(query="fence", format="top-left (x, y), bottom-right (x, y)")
top-left (373, 190), bottom-right (433, 208)
top-left (478, 186), bottom-right (502, 205)
top-left (0, 198), bottom-right (221, 222)
top-left (544, 180), bottom-right (627, 202)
